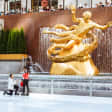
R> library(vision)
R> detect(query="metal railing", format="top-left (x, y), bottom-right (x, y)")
top-left (0, 74), bottom-right (112, 97)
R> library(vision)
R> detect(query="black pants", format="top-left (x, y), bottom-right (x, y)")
top-left (23, 79), bottom-right (29, 95)
top-left (8, 90), bottom-right (13, 95)
top-left (4, 90), bottom-right (13, 96)
top-left (14, 85), bottom-right (19, 95)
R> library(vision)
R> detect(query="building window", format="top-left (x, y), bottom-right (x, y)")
top-left (9, 0), bottom-right (21, 13)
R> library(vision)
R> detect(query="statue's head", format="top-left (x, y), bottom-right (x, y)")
top-left (83, 11), bottom-right (92, 20)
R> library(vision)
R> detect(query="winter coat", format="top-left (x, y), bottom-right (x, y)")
top-left (8, 77), bottom-right (14, 90)
top-left (23, 73), bottom-right (29, 79)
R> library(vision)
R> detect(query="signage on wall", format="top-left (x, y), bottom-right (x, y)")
top-left (0, 19), bottom-right (4, 30)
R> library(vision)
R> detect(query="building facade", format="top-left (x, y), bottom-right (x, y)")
top-left (0, 0), bottom-right (111, 13)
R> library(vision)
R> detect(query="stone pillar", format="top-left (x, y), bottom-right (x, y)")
top-left (0, 0), bottom-right (4, 12)
top-left (27, 0), bottom-right (31, 10)
top-left (21, 0), bottom-right (31, 12)
top-left (21, 0), bottom-right (26, 9)
top-left (64, 0), bottom-right (76, 9)
top-left (58, 0), bottom-right (63, 8)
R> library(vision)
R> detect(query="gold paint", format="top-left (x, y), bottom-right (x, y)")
top-left (43, 6), bottom-right (112, 76)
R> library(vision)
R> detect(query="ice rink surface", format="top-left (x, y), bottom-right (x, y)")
top-left (0, 93), bottom-right (112, 112)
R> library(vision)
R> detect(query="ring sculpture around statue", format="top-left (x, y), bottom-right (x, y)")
top-left (43, 5), bottom-right (112, 76)
top-left (47, 33), bottom-right (98, 62)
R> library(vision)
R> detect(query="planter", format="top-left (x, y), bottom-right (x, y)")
top-left (0, 54), bottom-right (28, 73)
top-left (0, 54), bottom-right (28, 60)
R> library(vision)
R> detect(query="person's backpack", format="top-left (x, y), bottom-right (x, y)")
top-left (20, 80), bottom-right (23, 87)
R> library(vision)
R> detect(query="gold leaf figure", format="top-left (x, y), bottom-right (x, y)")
top-left (43, 6), bottom-right (112, 76)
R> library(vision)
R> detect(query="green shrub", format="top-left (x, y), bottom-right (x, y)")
top-left (0, 28), bottom-right (27, 54)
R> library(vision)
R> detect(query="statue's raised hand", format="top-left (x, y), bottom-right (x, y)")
top-left (71, 5), bottom-right (76, 14)
top-left (107, 21), bottom-right (112, 27)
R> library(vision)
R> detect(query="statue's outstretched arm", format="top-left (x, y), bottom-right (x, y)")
top-left (94, 22), bottom-right (112, 30)
top-left (71, 5), bottom-right (80, 23)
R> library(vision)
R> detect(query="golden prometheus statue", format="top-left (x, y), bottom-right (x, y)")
top-left (43, 6), bottom-right (112, 76)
